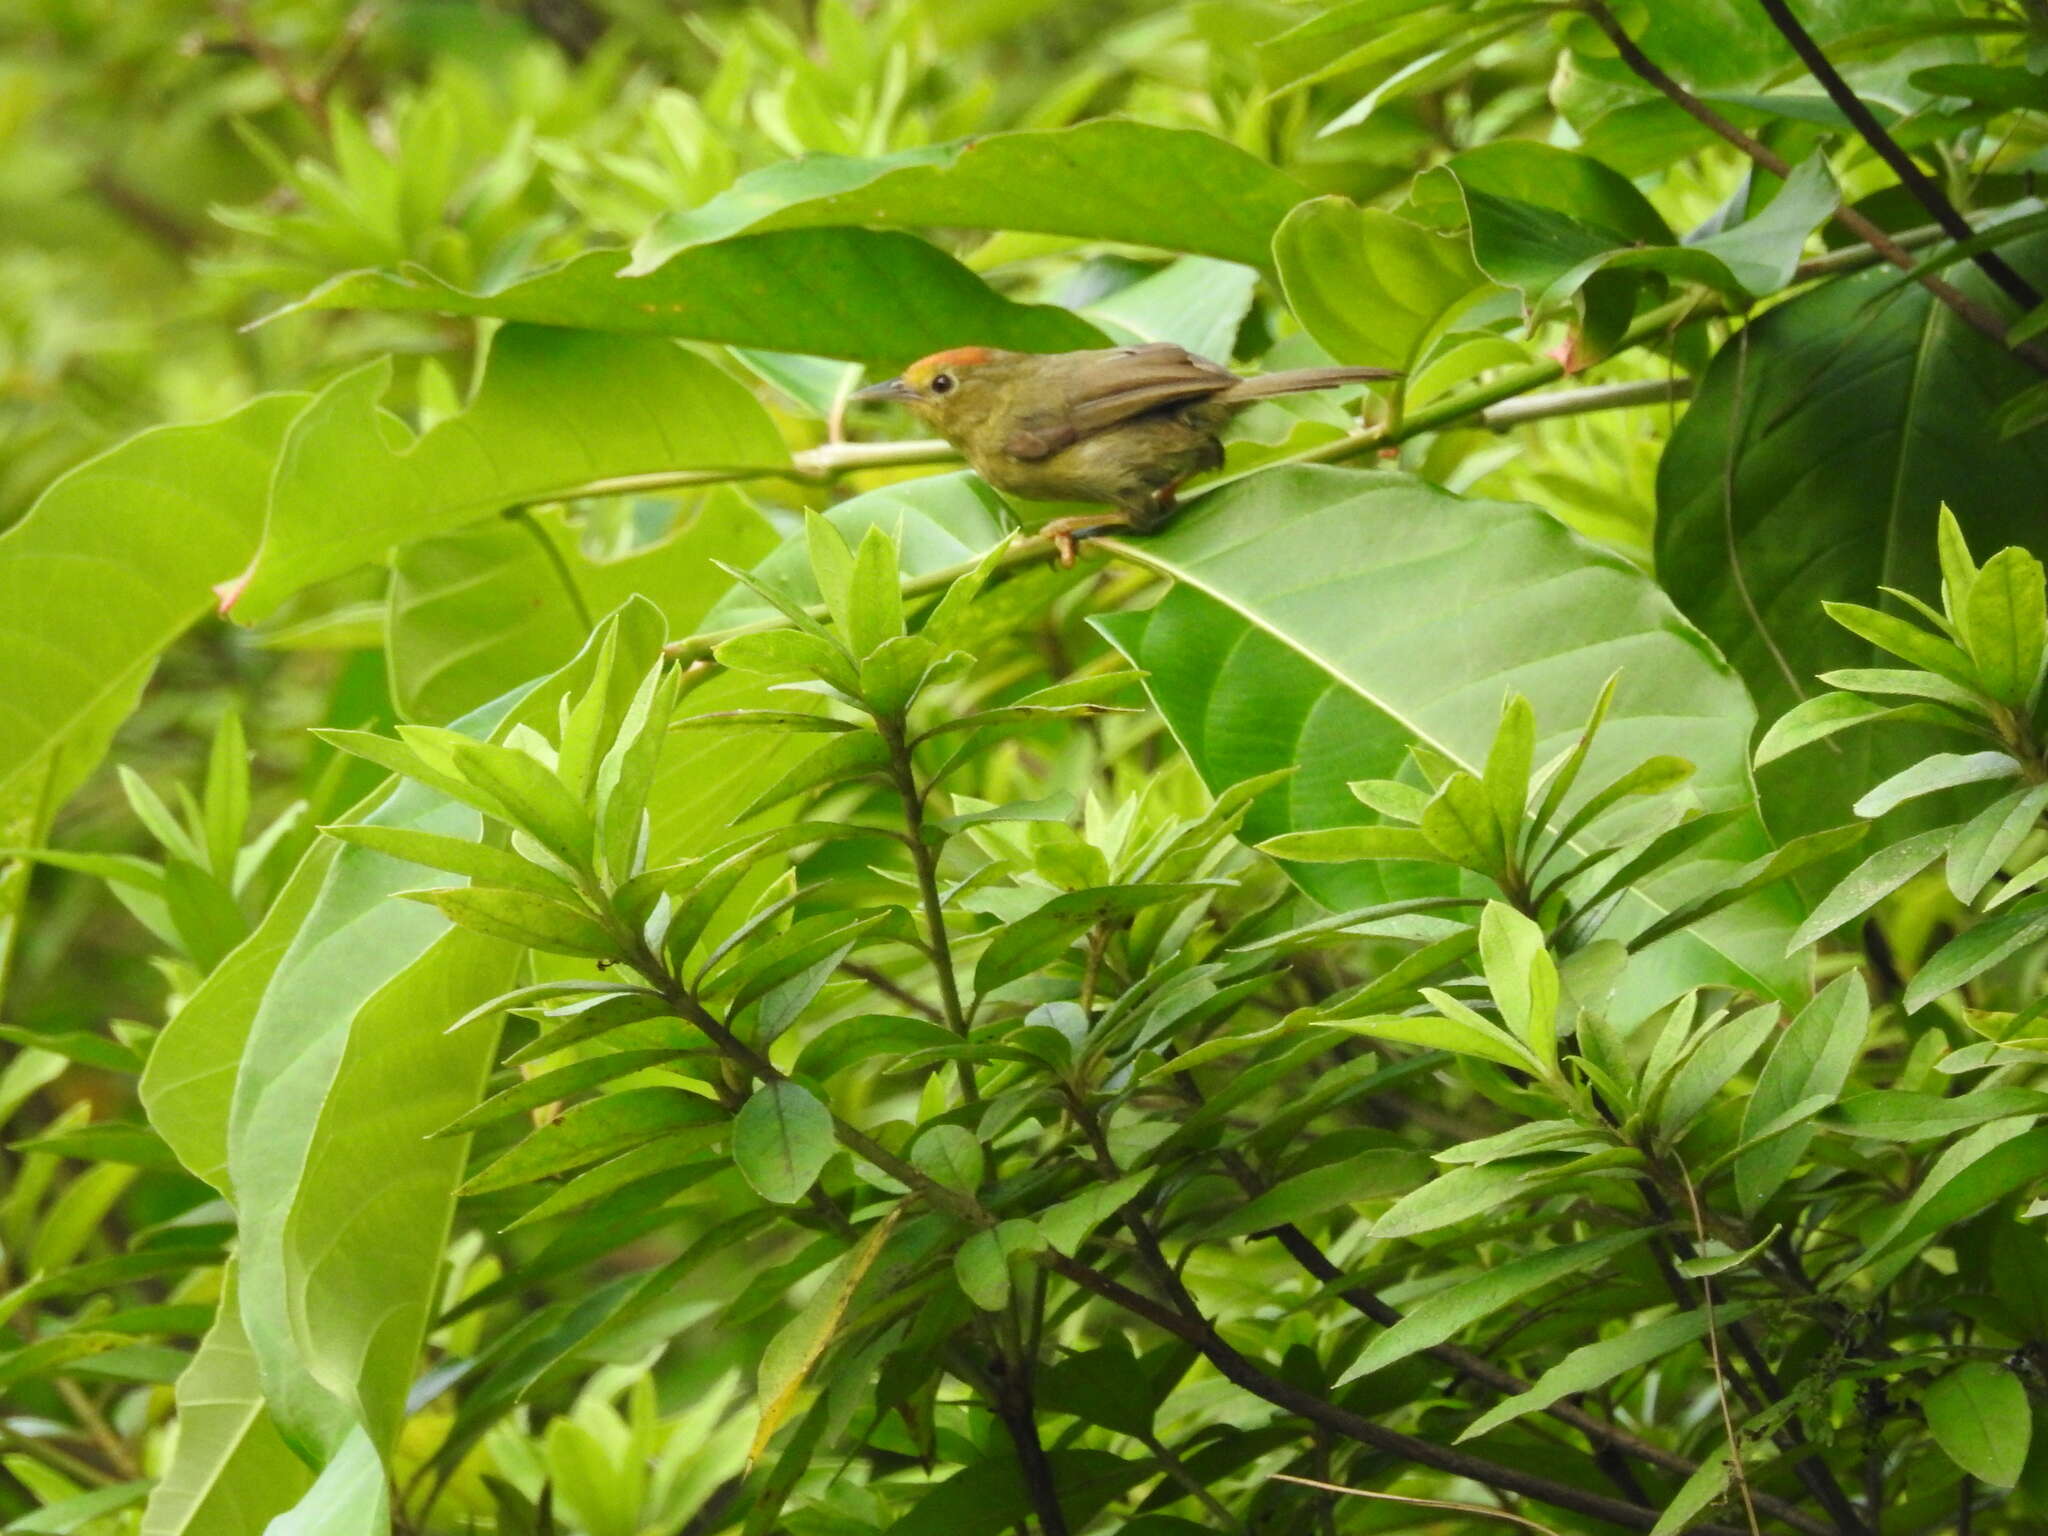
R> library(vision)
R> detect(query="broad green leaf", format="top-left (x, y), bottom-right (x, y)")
top-left (1339, 1230), bottom-right (1648, 1381)
top-left (734, 1080), bottom-right (836, 1205)
top-left (389, 494), bottom-right (775, 724)
top-left (140, 1265), bottom-right (310, 1536)
top-left (1256, 826), bottom-right (1445, 863)
top-left (1925, 1361), bottom-right (2031, 1486)
top-left (0, 395), bottom-right (303, 811)
top-left (954, 1218), bottom-right (1045, 1311)
top-left (140, 837), bottom-right (342, 1194)
top-left (1085, 256), bottom-right (1261, 362)
top-left (1038, 1169), bottom-right (1155, 1256)
top-left (1735, 974), bottom-right (1868, 1213)
top-left (1959, 545), bottom-right (2047, 707)
top-left (228, 327), bottom-right (786, 622)
top-left (258, 1427), bottom-right (385, 1536)
top-left (629, 122), bottom-right (1306, 273)
top-left (224, 657), bottom-right (619, 1466)
top-left (1274, 198), bottom-right (1490, 373)
top-left (279, 230), bottom-right (1106, 370)
top-left (910, 1125), bottom-right (985, 1195)
top-left (1095, 465), bottom-right (1799, 1020)
top-left (1459, 1305), bottom-right (1742, 1441)
top-left (1659, 242), bottom-right (2048, 838)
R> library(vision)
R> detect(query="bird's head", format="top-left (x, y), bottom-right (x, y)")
top-left (852, 346), bottom-right (1020, 440)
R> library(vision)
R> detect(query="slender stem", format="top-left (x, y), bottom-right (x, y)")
top-left (1750, 0), bottom-right (2041, 313)
top-left (875, 716), bottom-right (977, 1102)
top-left (505, 507), bottom-right (593, 630)
top-left (1582, 1), bottom-right (2048, 374)
top-left (989, 1360), bottom-right (1069, 1536)
top-left (1140, 1427), bottom-right (1247, 1534)
top-left (1479, 374), bottom-right (1691, 428)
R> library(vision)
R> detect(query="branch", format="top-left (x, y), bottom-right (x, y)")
top-left (1751, 0), bottom-right (2041, 314)
top-left (1581, 1), bottom-right (2048, 375)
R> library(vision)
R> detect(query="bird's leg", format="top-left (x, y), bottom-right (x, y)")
top-left (1129, 479), bottom-right (1181, 532)
top-left (1041, 510), bottom-right (1136, 569)
top-left (1039, 482), bottom-right (1184, 569)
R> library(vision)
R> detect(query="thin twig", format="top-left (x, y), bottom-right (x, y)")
top-left (1680, 1171), bottom-right (1765, 1536)
top-left (1751, 0), bottom-right (2041, 313)
top-left (1582, 1), bottom-right (2048, 375)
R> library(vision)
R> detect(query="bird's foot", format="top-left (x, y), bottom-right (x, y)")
top-left (1042, 511), bottom-right (1137, 569)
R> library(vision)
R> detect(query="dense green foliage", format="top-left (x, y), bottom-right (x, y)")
top-left (10, 2), bottom-right (2048, 1533)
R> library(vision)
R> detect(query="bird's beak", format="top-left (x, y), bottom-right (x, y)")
top-left (851, 377), bottom-right (914, 404)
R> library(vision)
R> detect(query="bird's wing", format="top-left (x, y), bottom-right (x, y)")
top-left (1003, 344), bottom-right (1237, 462)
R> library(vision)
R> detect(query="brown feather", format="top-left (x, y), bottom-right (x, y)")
top-left (1217, 365), bottom-right (1400, 402)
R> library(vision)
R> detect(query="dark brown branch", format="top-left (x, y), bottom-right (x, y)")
top-left (1752, 0), bottom-right (2041, 314)
top-left (1581, 2), bottom-right (2048, 376)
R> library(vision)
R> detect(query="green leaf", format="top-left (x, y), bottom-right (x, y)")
top-left (1370, 1159), bottom-right (1556, 1241)
top-left (1789, 826), bottom-right (1953, 952)
top-left (1856, 1122), bottom-right (2048, 1276)
top-left (751, 1209), bottom-right (900, 1464)
top-left (910, 1125), bottom-right (985, 1195)
top-left (463, 1087), bottom-right (721, 1195)
top-left (1038, 1170), bottom-right (1155, 1257)
top-left (844, 524), bottom-right (906, 660)
top-left (974, 885), bottom-right (1215, 996)
top-left (1421, 772), bottom-right (1507, 875)
top-left (1948, 783), bottom-right (2048, 904)
top-left (1085, 256), bottom-right (1260, 362)
top-left (1925, 1361), bottom-right (2031, 1486)
top-left (388, 495), bottom-right (774, 725)
top-left (629, 122), bottom-right (1306, 273)
top-left (140, 1264), bottom-right (310, 1536)
top-left (1203, 1149), bottom-right (1426, 1239)
top-left (403, 886), bottom-right (616, 960)
top-left (1660, 247), bottom-right (2048, 838)
top-left (1339, 1230), bottom-right (1649, 1381)
top-left (1256, 826), bottom-right (1446, 863)
top-left (954, 1219), bottom-right (1045, 1311)
top-left (1459, 1305), bottom-right (1741, 1442)
top-left (1835, 1087), bottom-right (2048, 1142)
top-left (1735, 974), bottom-right (1868, 1213)
top-left (1321, 1010), bottom-right (1529, 1072)
top-left (318, 824), bottom-right (580, 902)
top-left (1095, 465), bottom-right (1799, 1022)
top-left (0, 395), bottom-right (301, 813)
top-left (1959, 545), bottom-right (2047, 707)
top-left (1658, 1004), bottom-right (1779, 1140)
top-left (889, 1449), bottom-right (1145, 1536)
top-left (733, 1081), bottom-right (836, 1205)
top-left (1755, 692), bottom-right (1915, 766)
top-left (1904, 897), bottom-right (2048, 1012)
top-left (227, 328), bottom-right (787, 622)
top-left (1274, 198), bottom-right (1490, 373)
top-left (1854, 751), bottom-right (2022, 819)
top-left (279, 231), bottom-right (1106, 371)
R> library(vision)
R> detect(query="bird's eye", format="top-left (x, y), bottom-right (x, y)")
top-left (930, 373), bottom-right (955, 395)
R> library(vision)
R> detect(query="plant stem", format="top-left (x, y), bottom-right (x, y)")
top-left (875, 716), bottom-right (977, 1102)
top-left (1581, 1), bottom-right (2048, 375)
top-left (1750, 0), bottom-right (2041, 314)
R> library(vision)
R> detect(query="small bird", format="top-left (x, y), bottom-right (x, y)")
top-left (853, 343), bottom-right (1399, 564)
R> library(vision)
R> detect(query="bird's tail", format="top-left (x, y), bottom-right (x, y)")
top-left (1220, 365), bottom-right (1400, 402)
